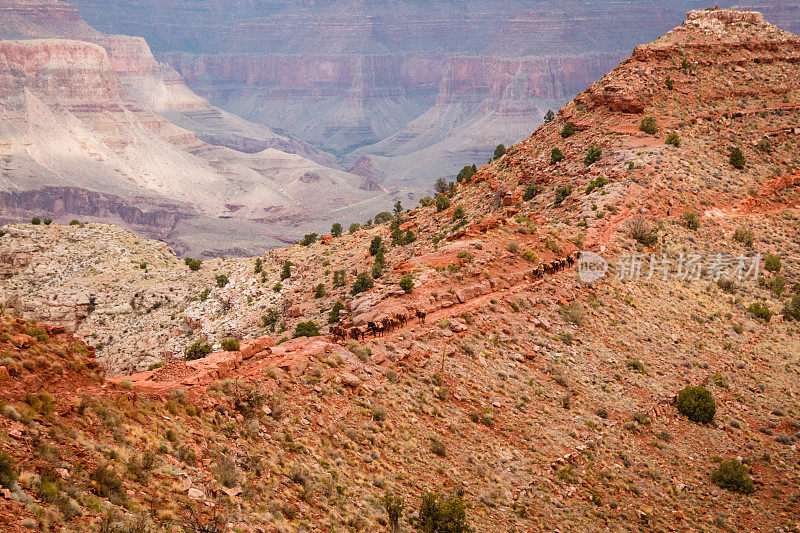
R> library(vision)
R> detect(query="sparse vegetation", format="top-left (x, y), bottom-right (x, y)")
top-left (583, 146), bottom-right (602, 166)
top-left (764, 253), bottom-right (781, 272)
top-left (550, 147), bottom-right (564, 164)
top-left (185, 340), bottom-right (213, 360)
top-left (665, 132), bottom-right (681, 147)
top-left (554, 184), bottom-right (573, 205)
top-left (351, 272), bottom-right (374, 295)
top-left (399, 274), bottom-right (414, 293)
top-left (560, 122), bottom-right (575, 138)
top-left (220, 337), bottom-right (240, 351)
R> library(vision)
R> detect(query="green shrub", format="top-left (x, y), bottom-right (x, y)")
top-left (261, 308), bottom-right (279, 329)
top-left (676, 386), bottom-right (715, 423)
top-left (625, 217), bottom-right (658, 246)
top-left (756, 137), bottom-right (772, 152)
top-left (220, 338), bottom-right (240, 351)
top-left (215, 274), bottom-right (229, 288)
top-left (521, 249), bottom-right (538, 263)
top-left (665, 76), bottom-right (674, 90)
top-left (681, 211), bottom-right (700, 230)
top-left (550, 147), bottom-right (564, 165)
top-left (585, 175), bottom-right (608, 195)
top-left (544, 109), bottom-right (555, 122)
top-left (91, 463), bottom-right (123, 498)
top-left (328, 301), bottom-right (346, 324)
top-left (560, 122), bottom-right (575, 138)
top-left (456, 164), bottom-right (477, 183)
top-left (419, 196), bottom-right (433, 207)
top-left (369, 236), bottom-right (384, 256)
top-left (31, 217), bottom-right (41, 225)
top-left (184, 257), bottom-right (202, 271)
top-left (374, 212), bottom-right (393, 224)
top-left (452, 205), bottom-right (465, 220)
top-left (185, 340), bottom-right (212, 361)
top-left (293, 321), bottom-right (320, 338)
top-left (414, 490), bottom-right (472, 533)
top-left (349, 222), bottom-right (361, 233)
top-left (733, 227), bottom-right (754, 247)
top-left (493, 144), bottom-right (506, 160)
top-left (351, 273), bottom-right (374, 295)
top-left (584, 146), bottom-right (602, 166)
top-left (435, 195), bottom-right (451, 213)
top-left (712, 459), bottom-right (754, 493)
top-left (522, 182), bottom-right (543, 201)
top-left (69, 219), bottom-right (80, 226)
top-left (147, 361), bottom-right (165, 371)
top-left (280, 260), bottom-right (293, 280)
top-left (0, 452), bottom-right (17, 489)
top-left (254, 257), bottom-right (263, 274)
top-left (399, 274), bottom-right (414, 293)
top-left (199, 288), bottom-right (210, 301)
top-left (764, 253), bottom-right (781, 272)
top-left (782, 295), bottom-right (800, 321)
top-left (333, 269), bottom-right (347, 287)
top-left (382, 491), bottom-right (405, 533)
top-left (43, 218), bottom-right (52, 225)
top-left (554, 184), bottom-right (573, 206)
top-left (300, 233), bottom-right (317, 246)
top-left (272, 282), bottom-right (282, 292)
top-left (665, 132), bottom-right (681, 147)
top-left (330, 222), bottom-right (343, 237)
top-left (729, 147), bottom-right (746, 169)
top-left (314, 283), bottom-right (326, 298)
top-left (639, 116), bottom-right (658, 134)
top-left (747, 302), bottom-right (772, 322)
top-left (769, 274), bottom-right (787, 296)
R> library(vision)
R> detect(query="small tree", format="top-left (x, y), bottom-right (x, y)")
top-left (544, 109), bottom-right (555, 123)
top-left (293, 321), bottom-right (320, 338)
top-left (0, 452), bottom-right (18, 489)
top-left (31, 217), bottom-right (41, 225)
top-left (349, 223), bottom-right (360, 234)
top-left (186, 340), bottom-right (212, 361)
top-left (730, 147), bottom-right (746, 169)
top-left (351, 273), bottom-right (374, 295)
top-left (382, 491), bottom-right (405, 533)
top-left (522, 182), bottom-right (543, 201)
top-left (314, 283), bottom-right (326, 298)
top-left (330, 223), bottom-right (342, 237)
top-left (452, 205), bottom-right (465, 220)
top-left (554, 184), bottom-right (573, 206)
top-left (220, 338), bottom-right (240, 351)
top-left (665, 75), bottom-right (674, 90)
top-left (399, 274), bottom-right (414, 293)
top-left (414, 490), bottom-right (472, 533)
top-left (435, 195), bottom-right (451, 213)
top-left (215, 274), bottom-right (229, 288)
top-left (434, 178), bottom-right (449, 194)
top-left (280, 260), bottom-right (293, 280)
top-left (254, 257), bottom-right (263, 274)
top-left (369, 236), bottom-right (384, 256)
top-left (184, 257), bottom-right (202, 271)
top-left (333, 269), bottom-right (347, 287)
top-left (374, 212), bottom-right (393, 224)
top-left (639, 116), bottom-right (658, 135)
top-left (419, 196), bottom-right (433, 207)
top-left (584, 146), bottom-right (602, 166)
top-left (681, 211), bottom-right (700, 230)
top-left (300, 233), bottom-right (317, 246)
top-left (328, 301), bottom-right (346, 324)
top-left (550, 147), bottom-right (564, 165)
top-left (676, 386), bottom-right (715, 423)
top-left (560, 122), bottom-right (575, 138)
top-left (747, 302), bottom-right (772, 322)
top-left (493, 144), bottom-right (506, 160)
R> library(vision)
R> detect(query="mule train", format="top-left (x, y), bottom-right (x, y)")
top-left (330, 251), bottom-right (579, 343)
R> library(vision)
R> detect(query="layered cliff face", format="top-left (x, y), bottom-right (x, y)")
top-left (0, 36), bottom-right (388, 256)
top-left (68, 0), bottom-right (800, 189)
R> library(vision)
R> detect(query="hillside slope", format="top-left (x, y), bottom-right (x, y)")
top-left (1, 8), bottom-right (799, 532)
